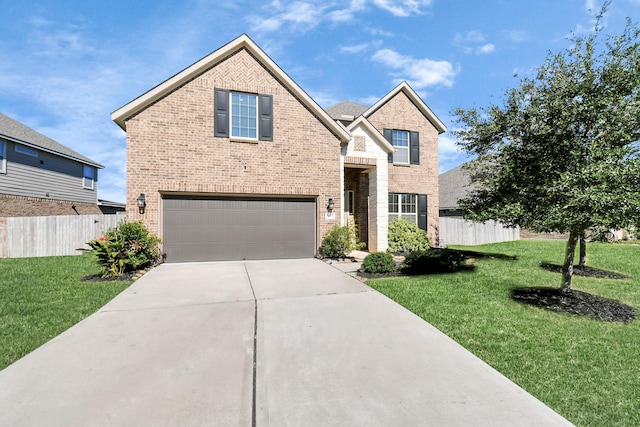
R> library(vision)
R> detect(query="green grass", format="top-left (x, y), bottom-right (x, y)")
top-left (368, 240), bottom-right (640, 427)
top-left (0, 254), bottom-right (132, 370)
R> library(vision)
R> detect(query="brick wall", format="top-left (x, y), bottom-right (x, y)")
top-left (0, 194), bottom-right (101, 217)
top-left (367, 91), bottom-right (440, 243)
top-left (125, 48), bottom-right (342, 251)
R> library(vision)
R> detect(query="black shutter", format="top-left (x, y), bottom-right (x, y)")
top-left (418, 194), bottom-right (428, 232)
top-left (383, 128), bottom-right (393, 163)
top-left (410, 131), bottom-right (420, 165)
top-left (214, 88), bottom-right (229, 138)
top-left (259, 94), bottom-right (273, 141)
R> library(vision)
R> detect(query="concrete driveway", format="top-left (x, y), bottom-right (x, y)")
top-left (0, 259), bottom-right (573, 426)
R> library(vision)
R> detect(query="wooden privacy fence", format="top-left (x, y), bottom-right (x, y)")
top-left (439, 217), bottom-right (520, 246)
top-left (0, 213), bottom-right (126, 258)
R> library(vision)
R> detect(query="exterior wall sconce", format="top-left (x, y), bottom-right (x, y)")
top-left (327, 198), bottom-right (335, 212)
top-left (137, 193), bottom-right (146, 214)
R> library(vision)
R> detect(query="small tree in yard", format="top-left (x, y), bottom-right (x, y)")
top-left (453, 3), bottom-right (640, 292)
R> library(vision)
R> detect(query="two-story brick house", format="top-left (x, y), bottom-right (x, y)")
top-left (112, 34), bottom-right (444, 262)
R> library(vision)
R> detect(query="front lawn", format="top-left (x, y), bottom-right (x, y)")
top-left (368, 240), bottom-right (640, 427)
top-left (0, 255), bottom-right (132, 370)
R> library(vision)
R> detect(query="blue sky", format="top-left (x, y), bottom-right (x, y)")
top-left (1, 0), bottom-right (638, 203)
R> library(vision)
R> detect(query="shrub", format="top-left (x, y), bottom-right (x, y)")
top-left (362, 252), bottom-right (396, 274)
top-left (87, 221), bottom-right (161, 278)
top-left (321, 221), bottom-right (365, 258)
top-left (387, 218), bottom-right (430, 253)
top-left (403, 248), bottom-right (468, 274)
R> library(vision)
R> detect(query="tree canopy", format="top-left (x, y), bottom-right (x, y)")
top-left (452, 4), bottom-right (640, 291)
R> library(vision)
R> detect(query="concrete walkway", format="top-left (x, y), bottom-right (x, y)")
top-left (0, 259), bottom-right (573, 426)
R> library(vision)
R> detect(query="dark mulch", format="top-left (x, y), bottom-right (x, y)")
top-left (357, 270), bottom-right (406, 279)
top-left (512, 287), bottom-right (637, 323)
top-left (540, 263), bottom-right (630, 280)
top-left (81, 271), bottom-right (139, 282)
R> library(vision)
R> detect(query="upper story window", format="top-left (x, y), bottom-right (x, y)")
top-left (0, 140), bottom-right (6, 174)
top-left (384, 128), bottom-right (420, 165)
top-left (214, 88), bottom-right (273, 141)
top-left (83, 165), bottom-right (95, 189)
top-left (15, 144), bottom-right (38, 157)
top-left (392, 130), bottom-right (409, 164)
top-left (231, 92), bottom-right (258, 139)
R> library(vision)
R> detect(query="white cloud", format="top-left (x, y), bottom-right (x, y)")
top-left (250, 0), bottom-right (433, 34)
top-left (372, 0), bottom-right (433, 17)
top-left (502, 30), bottom-right (528, 43)
top-left (585, 0), bottom-right (597, 12)
top-left (477, 43), bottom-right (495, 54)
top-left (249, 1), bottom-right (325, 33)
top-left (453, 30), bottom-right (496, 54)
top-left (372, 49), bottom-right (458, 89)
top-left (339, 39), bottom-right (383, 54)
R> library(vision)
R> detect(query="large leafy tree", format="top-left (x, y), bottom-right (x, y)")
top-left (453, 4), bottom-right (640, 292)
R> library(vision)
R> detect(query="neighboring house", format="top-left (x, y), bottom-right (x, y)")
top-left (439, 161), bottom-right (520, 245)
top-left (0, 113), bottom-right (103, 217)
top-left (111, 34), bottom-right (444, 262)
top-left (438, 162), bottom-right (471, 218)
top-left (97, 199), bottom-right (126, 215)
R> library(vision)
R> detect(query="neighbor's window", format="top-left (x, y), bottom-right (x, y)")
top-left (231, 92), bottom-right (258, 139)
top-left (15, 145), bottom-right (38, 157)
top-left (392, 130), bottom-right (409, 164)
top-left (83, 165), bottom-right (95, 189)
top-left (388, 193), bottom-right (417, 224)
top-left (0, 140), bottom-right (6, 173)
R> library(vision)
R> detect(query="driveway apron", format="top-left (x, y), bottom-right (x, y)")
top-left (0, 259), bottom-right (573, 426)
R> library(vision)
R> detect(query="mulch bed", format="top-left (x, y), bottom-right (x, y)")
top-left (512, 287), bottom-right (637, 323)
top-left (540, 263), bottom-right (629, 280)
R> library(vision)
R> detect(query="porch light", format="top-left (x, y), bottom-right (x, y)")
top-left (137, 193), bottom-right (146, 214)
top-left (327, 198), bottom-right (335, 212)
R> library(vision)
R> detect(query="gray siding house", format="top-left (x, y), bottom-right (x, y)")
top-left (0, 113), bottom-right (103, 217)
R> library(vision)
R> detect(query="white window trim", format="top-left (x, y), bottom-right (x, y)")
top-left (347, 190), bottom-right (355, 215)
top-left (392, 130), bottom-right (410, 165)
top-left (388, 193), bottom-right (417, 224)
top-left (83, 166), bottom-right (95, 190)
top-left (230, 92), bottom-right (258, 140)
top-left (0, 140), bottom-right (6, 174)
top-left (15, 144), bottom-right (38, 157)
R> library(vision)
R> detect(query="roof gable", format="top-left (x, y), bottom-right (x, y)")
top-left (346, 117), bottom-right (394, 153)
top-left (363, 81), bottom-right (446, 134)
top-left (0, 113), bottom-right (103, 168)
top-left (112, 34), bottom-right (350, 142)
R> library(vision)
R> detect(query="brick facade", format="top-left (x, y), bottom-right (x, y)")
top-left (0, 194), bottom-right (101, 217)
top-left (125, 48), bottom-right (342, 250)
top-left (367, 91), bottom-right (440, 243)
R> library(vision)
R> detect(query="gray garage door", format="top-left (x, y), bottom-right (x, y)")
top-left (162, 196), bottom-right (316, 262)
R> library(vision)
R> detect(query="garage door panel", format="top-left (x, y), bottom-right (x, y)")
top-left (163, 197), bottom-right (316, 262)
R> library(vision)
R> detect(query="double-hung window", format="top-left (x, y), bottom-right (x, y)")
top-left (231, 92), bottom-right (258, 139)
top-left (0, 140), bottom-right (5, 174)
top-left (83, 165), bottom-right (95, 189)
top-left (388, 193), bottom-right (417, 224)
top-left (214, 88), bottom-right (273, 141)
top-left (383, 128), bottom-right (419, 165)
top-left (392, 130), bottom-right (409, 164)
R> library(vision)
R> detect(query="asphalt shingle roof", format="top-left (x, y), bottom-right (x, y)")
top-left (325, 101), bottom-right (369, 121)
top-left (439, 162), bottom-right (473, 210)
top-left (0, 113), bottom-right (103, 168)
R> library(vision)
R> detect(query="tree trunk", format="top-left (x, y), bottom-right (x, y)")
top-left (579, 232), bottom-right (586, 267)
top-left (561, 231), bottom-right (580, 293)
